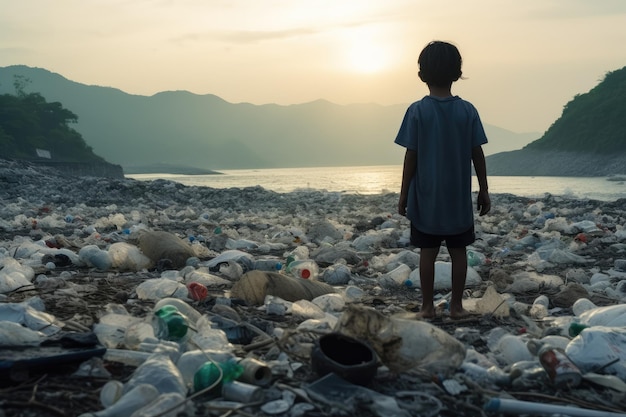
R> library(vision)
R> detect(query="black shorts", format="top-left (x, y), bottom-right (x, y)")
top-left (410, 224), bottom-right (475, 249)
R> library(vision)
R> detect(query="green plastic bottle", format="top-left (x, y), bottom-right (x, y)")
top-left (193, 359), bottom-right (244, 394)
top-left (568, 322), bottom-right (587, 337)
top-left (153, 305), bottom-right (189, 341)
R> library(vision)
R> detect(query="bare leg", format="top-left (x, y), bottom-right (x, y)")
top-left (448, 246), bottom-right (469, 318)
top-left (419, 247), bottom-right (439, 318)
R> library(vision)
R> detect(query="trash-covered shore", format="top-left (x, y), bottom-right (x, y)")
top-left (1, 158), bottom-right (626, 417)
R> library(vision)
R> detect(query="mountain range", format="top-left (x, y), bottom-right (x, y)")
top-left (0, 65), bottom-right (538, 173)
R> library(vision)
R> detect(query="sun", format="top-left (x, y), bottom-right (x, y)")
top-left (338, 28), bottom-right (393, 74)
top-left (346, 43), bottom-right (390, 74)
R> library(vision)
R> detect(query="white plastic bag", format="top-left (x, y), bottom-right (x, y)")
top-left (565, 326), bottom-right (626, 381)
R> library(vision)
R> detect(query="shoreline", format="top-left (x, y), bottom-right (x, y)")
top-left (2, 157), bottom-right (626, 415)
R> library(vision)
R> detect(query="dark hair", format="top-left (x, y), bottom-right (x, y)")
top-left (418, 41), bottom-right (463, 87)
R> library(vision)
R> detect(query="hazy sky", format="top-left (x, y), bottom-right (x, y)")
top-left (2, 0), bottom-right (625, 133)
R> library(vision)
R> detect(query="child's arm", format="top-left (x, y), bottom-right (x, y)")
top-left (398, 149), bottom-right (417, 216)
top-left (471, 146), bottom-right (491, 216)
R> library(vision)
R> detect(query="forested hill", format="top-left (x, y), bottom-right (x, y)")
top-left (525, 66), bottom-right (626, 153)
top-left (487, 66), bottom-right (626, 176)
top-left (0, 82), bottom-right (123, 178)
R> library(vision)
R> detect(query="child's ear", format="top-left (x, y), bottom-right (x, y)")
top-left (418, 71), bottom-right (425, 82)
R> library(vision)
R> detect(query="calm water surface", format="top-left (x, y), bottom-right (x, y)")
top-left (128, 165), bottom-right (626, 201)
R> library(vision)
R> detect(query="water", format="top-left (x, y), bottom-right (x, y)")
top-left (127, 165), bottom-right (626, 201)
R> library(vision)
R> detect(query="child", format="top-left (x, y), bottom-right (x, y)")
top-left (395, 40), bottom-right (491, 319)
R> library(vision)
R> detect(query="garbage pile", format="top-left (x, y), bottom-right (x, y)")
top-left (1, 159), bottom-right (626, 416)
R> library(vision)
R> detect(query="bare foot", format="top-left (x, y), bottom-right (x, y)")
top-left (417, 305), bottom-right (435, 319)
top-left (450, 308), bottom-right (473, 320)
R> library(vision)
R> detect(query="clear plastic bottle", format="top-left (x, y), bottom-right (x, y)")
top-left (78, 384), bottom-right (159, 417)
top-left (253, 258), bottom-right (283, 272)
top-left (287, 259), bottom-right (319, 280)
top-left (284, 246), bottom-right (309, 269)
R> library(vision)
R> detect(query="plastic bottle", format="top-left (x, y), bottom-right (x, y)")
top-left (152, 305), bottom-right (189, 342)
top-left (221, 381), bottom-right (264, 403)
top-left (176, 350), bottom-right (236, 390)
top-left (253, 258), bottom-right (283, 272)
top-left (572, 297), bottom-right (597, 316)
top-left (284, 246), bottom-right (309, 269)
top-left (186, 282), bottom-right (208, 301)
top-left (193, 358), bottom-right (244, 394)
top-left (379, 264), bottom-right (411, 287)
top-left (538, 344), bottom-right (582, 388)
top-left (153, 298), bottom-right (202, 324)
top-left (466, 250), bottom-right (486, 267)
top-left (460, 362), bottom-right (510, 387)
top-left (123, 353), bottom-right (187, 397)
top-left (78, 384), bottom-right (159, 417)
top-left (287, 259), bottom-right (319, 280)
top-left (575, 303), bottom-right (626, 327)
top-left (129, 392), bottom-right (186, 417)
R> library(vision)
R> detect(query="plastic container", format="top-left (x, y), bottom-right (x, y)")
top-left (176, 349), bottom-right (236, 389)
top-left (538, 345), bottom-right (582, 388)
top-left (129, 392), bottom-right (186, 417)
top-left (253, 259), bottom-right (283, 272)
top-left (575, 303), bottom-right (626, 327)
top-left (379, 264), bottom-right (411, 287)
top-left (565, 326), bottom-right (626, 381)
top-left (221, 381), bottom-right (264, 403)
top-left (238, 357), bottom-right (272, 387)
top-left (78, 384), bottom-right (159, 417)
top-left (186, 282), bottom-right (208, 301)
top-left (123, 354), bottom-right (187, 397)
top-left (467, 250), bottom-right (486, 267)
top-left (153, 298), bottom-right (202, 324)
top-left (153, 305), bottom-right (189, 341)
top-left (311, 332), bottom-right (378, 386)
top-left (287, 260), bottom-right (319, 280)
top-left (284, 246), bottom-right (309, 268)
top-left (193, 358), bottom-right (244, 394)
top-left (572, 298), bottom-right (597, 316)
top-left (334, 305), bottom-right (465, 376)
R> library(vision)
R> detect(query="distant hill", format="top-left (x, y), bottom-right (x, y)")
top-left (0, 85), bottom-right (123, 178)
top-left (0, 65), bottom-right (538, 173)
top-left (487, 66), bottom-right (626, 176)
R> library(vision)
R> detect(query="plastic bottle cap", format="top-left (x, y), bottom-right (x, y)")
top-left (301, 269), bottom-right (311, 279)
top-left (568, 322), bottom-right (587, 337)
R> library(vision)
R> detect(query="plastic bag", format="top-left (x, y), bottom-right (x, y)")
top-left (565, 326), bottom-right (626, 381)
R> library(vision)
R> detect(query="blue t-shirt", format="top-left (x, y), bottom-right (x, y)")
top-left (394, 95), bottom-right (488, 235)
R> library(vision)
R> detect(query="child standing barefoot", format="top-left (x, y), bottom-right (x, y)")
top-left (395, 40), bottom-right (491, 319)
